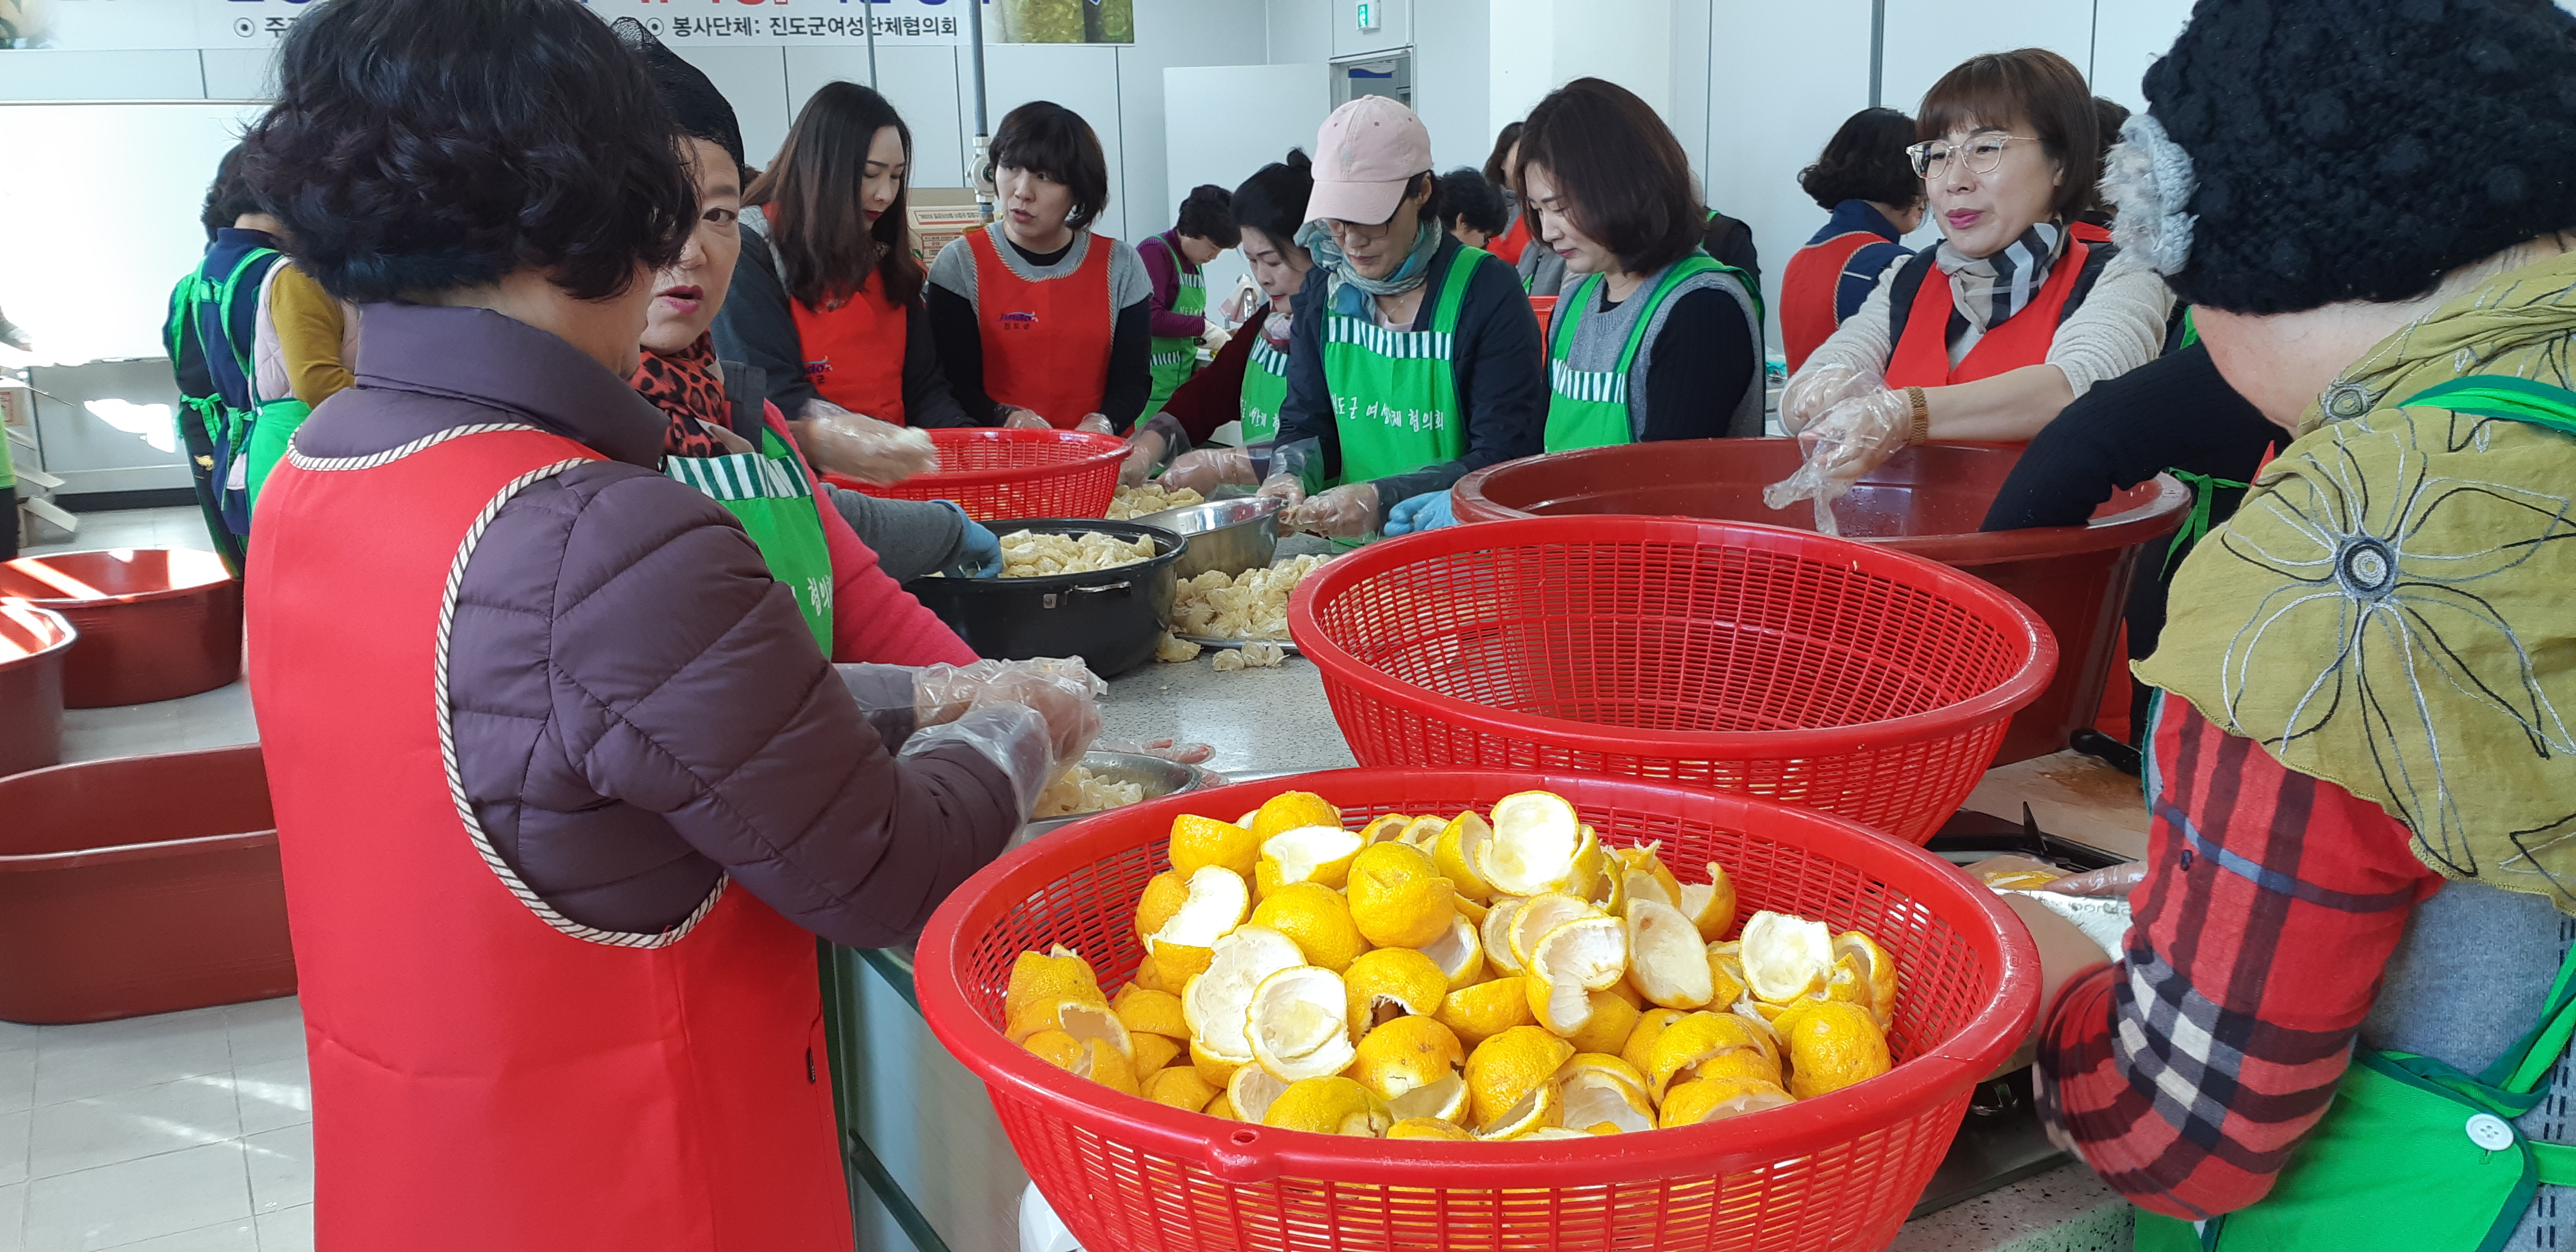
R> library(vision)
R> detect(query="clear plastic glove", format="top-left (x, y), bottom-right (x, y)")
top-left (898, 706), bottom-right (1058, 817)
top-left (794, 400), bottom-right (939, 485)
top-left (1382, 490), bottom-right (1456, 536)
top-left (1778, 361), bottom-right (1884, 434)
top-left (911, 657), bottom-right (1105, 770)
top-left (1001, 407), bottom-right (1053, 430)
top-left (1098, 737), bottom-right (1218, 765)
top-left (938, 501), bottom-right (1003, 578)
top-left (1290, 481), bottom-right (1380, 539)
top-left (1162, 448), bottom-right (1256, 494)
top-left (1761, 387), bottom-right (1914, 535)
top-left (2040, 862), bottom-right (2148, 898)
top-left (1255, 472), bottom-right (1307, 511)
top-left (1120, 428), bottom-right (1169, 487)
top-left (1073, 412), bottom-right (1116, 436)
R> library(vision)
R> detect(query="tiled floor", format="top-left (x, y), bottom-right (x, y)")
top-left (0, 999), bottom-right (312, 1252)
top-left (12, 508), bottom-right (306, 1251)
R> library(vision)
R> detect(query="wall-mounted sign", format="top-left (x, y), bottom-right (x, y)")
top-left (2, 0), bottom-right (1131, 51)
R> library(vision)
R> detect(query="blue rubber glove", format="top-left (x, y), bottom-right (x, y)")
top-left (1382, 491), bottom-right (1457, 536)
top-left (940, 501), bottom-right (1004, 578)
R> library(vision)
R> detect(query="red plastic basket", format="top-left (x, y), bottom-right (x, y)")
top-left (916, 768), bottom-right (2040, 1252)
top-left (820, 428), bottom-right (1127, 521)
top-left (1286, 517), bottom-right (2056, 845)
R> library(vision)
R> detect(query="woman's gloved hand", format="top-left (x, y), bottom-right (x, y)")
top-left (1074, 412), bottom-right (1116, 436)
top-left (1778, 361), bottom-right (1884, 434)
top-left (1001, 407), bottom-right (1053, 430)
top-left (1761, 387), bottom-right (1914, 535)
top-left (794, 399), bottom-right (939, 485)
top-left (1098, 737), bottom-right (1218, 765)
top-left (1289, 481), bottom-right (1380, 538)
top-left (2039, 862), bottom-right (2148, 898)
top-left (1382, 491), bottom-right (1455, 536)
top-left (1197, 325), bottom-right (1231, 353)
top-left (936, 501), bottom-right (1003, 578)
top-left (1120, 428), bottom-right (1169, 487)
top-left (911, 657), bottom-right (1105, 769)
top-left (1162, 449), bottom-right (1256, 494)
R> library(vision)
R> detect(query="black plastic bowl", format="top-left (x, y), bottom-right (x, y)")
top-left (904, 519), bottom-right (1186, 677)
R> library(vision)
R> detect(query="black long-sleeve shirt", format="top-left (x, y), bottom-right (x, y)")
top-left (709, 222), bottom-right (977, 428)
top-left (1277, 232), bottom-right (1548, 522)
top-left (923, 233), bottom-right (1153, 432)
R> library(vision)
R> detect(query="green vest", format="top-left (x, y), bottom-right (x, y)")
top-left (1541, 253), bottom-right (1730, 452)
top-left (1239, 333), bottom-right (1289, 446)
top-left (1143, 246), bottom-right (1205, 418)
top-left (1318, 246), bottom-right (1486, 486)
top-left (662, 426), bottom-right (836, 651)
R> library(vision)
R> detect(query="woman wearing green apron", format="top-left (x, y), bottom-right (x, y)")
top-left (1385, 79), bottom-right (1763, 535)
top-left (1262, 96), bottom-right (1546, 539)
top-left (2020, 4), bottom-right (2576, 1248)
top-left (1120, 186), bottom-right (1239, 484)
top-left (624, 23), bottom-right (989, 668)
top-left (1154, 150), bottom-right (1318, 494)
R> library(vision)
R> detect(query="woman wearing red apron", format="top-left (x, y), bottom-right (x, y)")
top-left (235, 4), bottom-right (1096, 1247)
top-left (1768, 49), bottom-right (2174, 525)
top-left (925, 101), bottom-right (1153, 437)
top-left (1779, 106), bottom-right (1922, 373)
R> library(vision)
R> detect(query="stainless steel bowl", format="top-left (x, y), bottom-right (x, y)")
top-left (1011, 751), bottom-right (1224, 846)
top-left (1138, 496), bottom-right (1285, 580)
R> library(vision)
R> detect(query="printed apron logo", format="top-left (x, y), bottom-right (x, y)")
top-left (1000, 311), bottom-right (1041, 329)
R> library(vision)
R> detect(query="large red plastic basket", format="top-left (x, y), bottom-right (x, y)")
top-left (820, 428), bottom-right (1127, 520)
top-left (1287, 517), bottom-right (2056, 845)
top-left (917, 769), bottom-right (2040, 1252)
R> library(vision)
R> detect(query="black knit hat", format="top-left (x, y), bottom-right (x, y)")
top-left (610, 18), bottom-right (745, 169)
top-left (2143, 0), bottom-right (2576, 315)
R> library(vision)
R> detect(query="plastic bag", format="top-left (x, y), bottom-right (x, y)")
top-left (794, 399), bottom-right (938, 485)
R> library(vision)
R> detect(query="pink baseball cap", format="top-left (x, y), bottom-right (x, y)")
top-left (1303, 96), bottom-right (1434, 226)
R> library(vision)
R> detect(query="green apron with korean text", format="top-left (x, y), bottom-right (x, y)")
top-left (2135, 374), bottom-right (2576, 1252)
top-left (1240, 333), bottom-right (1290, 446)
top-left (1542, 253), bottom-right (1728, 452)
top-left (662, 427), bottom-right (835, 651)
top-left (1319, 245), bottom-right (1484, 486)
top-left (1144, 253), bottom-right (1205, 418)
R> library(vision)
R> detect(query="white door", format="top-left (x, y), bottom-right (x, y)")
top-left (1161, 63), bottom-right (1333, 310)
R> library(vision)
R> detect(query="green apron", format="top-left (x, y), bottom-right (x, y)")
top-left (1541, 253), bottom-right (1727, 452)
top-left (164, 246), bottom-right (278, 542)
top-left (1240, 333), bottom-right (1290, 446)
top-left (1319, 245), bottom-right (1486, 486)
top-left (2135, 933), bottom-right (2576, 1252)
top-left (1143, 253), bottom-right (1205, 418)
top-left (662, 427), bottom-right (836, 652)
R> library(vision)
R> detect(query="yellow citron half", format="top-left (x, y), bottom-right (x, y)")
top-left (1247, 880), bottom-right (1370, 973)
top-left (1437, 975), bottom-right (1536, 1050)
top-left (1386, 1116), bottom-right (1475, 1141)
top-left (1464, 1025), bottom-right (1575, 1132)
top-left (1835, 929), bottom-right (1901, 1028)
top-left (1005, 947), bottom-right (1104, 1025)
top-left (1342, 947), bottom-right (1450, 1040)
top-left (1678, 862), bottom-right (1739, 942)
top-left (1168, 813), bottom-right (1259, 879)
top-left (1258, 824), bottom-right (1368, 894)
top-left (1261, 1076), bottom-right (1391, 1137)
top-left (1476, 791), bottom-right (1584, 898)
top-left (1134, 870), bottom-right (1191, 943)
top-left (1143, 1066), bottom-right (1220, 1111)
top-left (1226, 1063), bottom-right (1290, 1125)
top-left (1249, 791), bottom-right (1342, 841)
top-left (1416, 914), bottom-right (1486, 992)
top-left (1740, 910), bottom-right (1837, 1004)
top-left (1183, 924), bottom-right (1304, 1062)
top-left (1657, 1075), bottom-right (1793, 1128)
top-left (1247, 965), bottom-right (1357, 1082)
top-left (1774, 999), bottom-right (1893, 1099)
top-left (1433, 810), bottom-right (1500, 905)
top-left (1626, 897), bottom-right (1716, 1010)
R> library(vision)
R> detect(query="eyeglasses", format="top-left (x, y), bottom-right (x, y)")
top-left (1907, 134), bottom-right (2039, 179)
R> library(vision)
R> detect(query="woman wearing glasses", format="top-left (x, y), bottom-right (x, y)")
top-left (1768, 48), bottom-right (2173, 520)
top-left (1256, 96), bottom-right (1547, 539)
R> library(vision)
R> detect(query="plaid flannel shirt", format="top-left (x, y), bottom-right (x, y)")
top-left (2033, 697), bottom-right (2445, 1220)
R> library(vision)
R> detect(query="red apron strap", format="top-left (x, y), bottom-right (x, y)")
top-left (1885, 238), bottom-right (2092, 389)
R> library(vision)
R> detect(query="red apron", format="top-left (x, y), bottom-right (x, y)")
top-left (1884, 238), bottom-right (2092, 388)
top-left (1489, 211), bottom-right (1532, 265)
top-left (245, 425), bottom-right (851, 1252)
top-left (793, 282), bottom-right (910, 424)
top-left (1779, 230), bottom-right (1881, 373)
top-left (969, 225), bottom-right (1115, 428)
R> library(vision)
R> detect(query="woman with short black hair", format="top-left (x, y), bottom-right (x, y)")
top-left (926, 100), bottom-right (1152, 433)
top-left (1781, 106), bottom-right (1924, 371)
top-left (1123, 182), bottom-right (1238, 478)
top-left (1433, 167), bottom-right (1510, 249)
top-left (235, 2), bottom-right (1092, 1245)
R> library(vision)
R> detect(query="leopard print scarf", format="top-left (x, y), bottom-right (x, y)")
top-left (630, 333), bottom-right (733, 458)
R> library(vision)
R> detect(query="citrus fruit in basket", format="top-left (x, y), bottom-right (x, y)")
top-left (1003, 785), bottom-right (1909, 1141)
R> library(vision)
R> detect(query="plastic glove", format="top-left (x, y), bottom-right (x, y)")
top-left (1382, 490), bottom-right (1456, 536)
top-left (1161, 449), bottom-right (1257, 494)
top-left (1289, 481), bottom-right (1380, 539)
top-left (1255, 472), bottom-right (1308, 511)
top-left (1120, 428), bottom-right (1170, 487)
top-left (937, 501), bottom-right (1003, 578)
top-left (1001, 407), bottom-right (1053, 430)
top-left (1197, 325), bottom-right (1232, 353)
top-left (1761, 387), bottom-right (1913, 535)
top-left (2039, 862), bottom-right (2148, 898)
top-left (793, 399), bottom-right (939, 485)
top-left (1074, 412), bottom-right (1116, 436)
top-left (911, 657), bottom-right (1105, 770)
top-left (1097, 737), bottom-right (1218, 765)
top-left (898, 706), bottom-right (1058, 817)
top-left (1778, 361), bottom-right (1884, 434)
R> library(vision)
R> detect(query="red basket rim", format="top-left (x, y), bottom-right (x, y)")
top-left (1285, 516), bottom-right (2059, 762)
top-left (832, 428), bottom-right (1128, 493)
top-left (915, 767), bottom-right (2042, 1188)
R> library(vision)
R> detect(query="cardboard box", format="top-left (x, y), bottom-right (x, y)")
top-left (907, 188), bottom-right (986, 264)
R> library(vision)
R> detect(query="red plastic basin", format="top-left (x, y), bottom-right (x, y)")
top-left (0, 603), bottom-right (76, 778)
top-left (0, 548), bottom-right (243, 708)
top-left (1452, 440), bottom-right (2187, 764)
top-left (0, 743), bottom-right (293, 1023)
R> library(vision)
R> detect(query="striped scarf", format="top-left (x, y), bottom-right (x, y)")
top-left (1936, 220), bottom-right (2063, 334)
